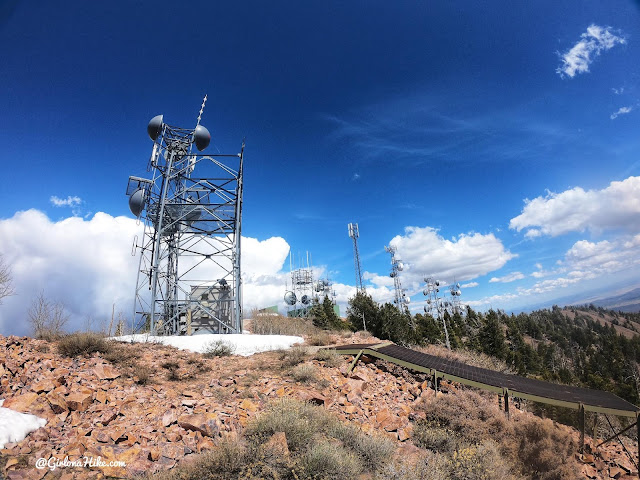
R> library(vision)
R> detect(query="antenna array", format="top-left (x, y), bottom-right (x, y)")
top-left (284, 252), bottom-right (315, 317)
top-left (126, 101), bottom-right (244, 335)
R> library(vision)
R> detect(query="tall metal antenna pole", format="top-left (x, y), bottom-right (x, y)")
top-left (348, 223), bottom-right (365, 293)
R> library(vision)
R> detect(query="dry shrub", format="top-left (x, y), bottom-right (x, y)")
top-left (147, 439), bottom-right (254, 480)
top-left (307, 331), bottom-right (332, 346)
top-left (292, 364), bottom-right (317, 383)
top-left (279, 345), bottom-right (308, 366)
top-left (376, 451), bottom-right (449, 480)
top-left (415, 388), bottom-right (580, 480)
top-left (299, 441), bottom-right (362, 480)
top-left (154, 399), bottom-right (395, 480)
top-left (417, 344), bottom-right (513, 373)
top-left (133, 364), bottom-right (151, 385)
top-left (246, 398), bottom-right (331, 452)
top-left (327, 421), bottom-right (395, 472)
top-left (314, 348), bottom-right (342, 368)
top-left (57, 332), bottom-right (113, 357)
top-left (418, 389), bottom-right (509, 445)
top-left (513, 417), bottom-right (579, 480)
top-left (449, 440), bottom-right (520, 480)
top-left (412, 422), bottom-right (459, 453)
top-left (251, 314), bottom-right (317, 336)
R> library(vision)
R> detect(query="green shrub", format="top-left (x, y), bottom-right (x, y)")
top-left (57, 332), bottom-right (113, 357)
top-left (246, 398), bottom-right (330, 452)
top-left (203, 339), bottom-right (236, 358)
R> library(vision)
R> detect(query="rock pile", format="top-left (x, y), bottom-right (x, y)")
top-left (1, 333), bottom-right (638, 479)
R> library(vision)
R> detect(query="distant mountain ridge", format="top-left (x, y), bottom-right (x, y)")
top-left (572, 287), bottom-right (640, 313)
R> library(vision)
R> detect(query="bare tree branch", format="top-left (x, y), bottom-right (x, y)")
top-left (0, 254), bottom-right (15, 304)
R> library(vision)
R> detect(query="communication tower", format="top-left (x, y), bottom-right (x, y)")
top-left (423, 277), bottom-right (450, 349)
top-left (385, 245), bottom-right (410, 313)
top-left (449, 282), bottom-right (463, 314)
top-left (348, 223), bottom-right (365, 292)
top-left (126, 97), bottom-right (244, 335)
top-left (284, 252), bottom-right (315, 317)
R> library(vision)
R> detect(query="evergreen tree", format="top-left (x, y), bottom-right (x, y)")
top-left (347, 291), bottom-right (380, 333)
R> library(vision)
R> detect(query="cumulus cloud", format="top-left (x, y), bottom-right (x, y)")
top-left (610, 106), bottom-right (633, 120)
top-left (388, 226), bottom-right (515, 285)
top-left (489, 272), bottom-right (525, 283)
top-left (0, 210), bottom-right (294, 336)
top-left (557, 24), bottom-right (626, 78)
top-left (509, 176), bottom-right (640, 237)
top-left (50, 195), bottom-right (82, 207)
top-left (461, 282), bottom-right (478, 288)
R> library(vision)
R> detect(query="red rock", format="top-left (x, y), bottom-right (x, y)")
top-left (66, 391), bottom-right (93, 411)
top-left (95, 390), bottom-right (107, 404)
top-left (178, 413), bottom-right (220, 437)
top-left (31, 379), bottom-right (56, 394)
top-left (162, 410), bottom-right (178, 427)
top-left (239, 399), bottom-right (258, 412)
top-left (93, 364), bottom-right (120, 380)
top-left (45, 392), bottom-right (68, 414)
top-left (297, 390), bottom-right (326, 406)
top-left (263, 431), bottom-right (290, 457)
top-left (98, 408), bottom-right (118, 426)
top-left (3, 392), bottom-right (39, 413)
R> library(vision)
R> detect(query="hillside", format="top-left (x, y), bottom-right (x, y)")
top-left (0, 329), bottom-right (638, 479)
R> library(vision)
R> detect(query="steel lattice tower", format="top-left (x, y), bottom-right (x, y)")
top-left (423, 277), bottom-right (451, 349)
top-left (348, 223), bottom-right (365, 292)
top-left (126, 100), bottom-right (244, 335)
top-left (385, 245), bottom-right (409, 313)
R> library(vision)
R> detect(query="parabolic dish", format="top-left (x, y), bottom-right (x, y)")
top-left (147, 115), bottom-right (164, 141)
top-left (194, 125), bottom-right (211, 151)
top-left (129, 188), bottom-right (146, 217)
top-left (284, 291), bottom-right (296, 305)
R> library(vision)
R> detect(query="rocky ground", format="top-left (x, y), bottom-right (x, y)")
top-left (0, 333), bottom-right (638, 479)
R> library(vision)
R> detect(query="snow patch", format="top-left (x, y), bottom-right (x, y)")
top-left (110, 333), bottom-right (304, 356)
top-left (0, 402), bottom-right (47, 449)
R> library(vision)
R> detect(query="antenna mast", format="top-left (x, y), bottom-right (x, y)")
top-left (348, 223), bottom-right (365, 292)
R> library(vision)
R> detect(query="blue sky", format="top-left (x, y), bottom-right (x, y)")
top-left (1, 1), bottom-right (640, 334)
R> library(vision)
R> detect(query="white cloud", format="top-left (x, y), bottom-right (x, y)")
top-left (388, 226), bottom-right (516, 285)
top-left (612, 87), bottom-right (624, 95)
top-left (461, 282), bottom-right (478, 288)
top-left (352, 173), bottom-right (361, 181)
top-left (50, 195), bottom-right (82, 207)
top-left (509, 176), bottom-right (640, 237)
top-left (557, 24), bottom-right (626, 78)
top-left (489, 272), bottom-right (525, 284)
top-left (0, 210), bottom-right (295, 336)
top-left (610, 106), bottom-right (632, 120)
